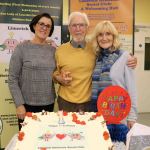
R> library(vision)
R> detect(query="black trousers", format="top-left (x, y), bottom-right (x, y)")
top-left (18, 103), bottom-right (54, 130)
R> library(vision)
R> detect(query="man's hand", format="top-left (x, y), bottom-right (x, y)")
top-left (54, 70), bottom-right (72, 86)
top-left (127, 54), bottom-right (137, 69)
top-left (16, 105), bottom-right (26, 120)
top-left (46, 39), bottom-right (57, 48)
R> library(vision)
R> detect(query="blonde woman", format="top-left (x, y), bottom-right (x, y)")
top-left (91, 21), bottom-right (138, 142)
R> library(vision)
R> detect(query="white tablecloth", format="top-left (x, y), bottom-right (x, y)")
top-left (126, 123), bottom-right (150, 150)
top-left (5, 134), bottom-right (17, 150)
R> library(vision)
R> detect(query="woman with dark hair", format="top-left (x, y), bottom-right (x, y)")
top-left (8, 13), bottom-right (56, 130)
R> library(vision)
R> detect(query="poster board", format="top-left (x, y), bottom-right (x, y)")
top-left (70, 0), bottom-right (134, 52)
top-left (0, 0), bottom-right (62, 148)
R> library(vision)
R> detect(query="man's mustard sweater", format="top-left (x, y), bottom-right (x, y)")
top-left (55, 42), bottom-right (96, 103)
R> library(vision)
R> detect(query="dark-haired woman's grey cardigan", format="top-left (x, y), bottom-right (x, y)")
top-left (8, 41), bottom-right (56, 107)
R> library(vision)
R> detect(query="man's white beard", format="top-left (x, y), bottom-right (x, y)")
top-left (73, 36), bottom-right (85, 42)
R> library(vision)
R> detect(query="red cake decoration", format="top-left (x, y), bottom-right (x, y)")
top-left (103, 131), bottom-right (110, 140)
top-left (25, 112), bottom-right (32, 117)
top-left (18, 131), bottom-right (25, 141)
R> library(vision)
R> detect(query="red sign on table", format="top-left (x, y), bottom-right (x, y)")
top-left (97, 85), bottom-right (131, 124)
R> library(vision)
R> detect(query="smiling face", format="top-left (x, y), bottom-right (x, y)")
top-left (68, 15), bottom-right (88, 42)
top-left (97, 32), bottom-right (114, 50)
top-left (33, 17), bottom-right (52, 42)
top-left (92, 21), bottom-right (120, 52)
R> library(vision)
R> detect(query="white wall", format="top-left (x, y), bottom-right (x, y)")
top-left (135, 51), bottom-right (150, 112)
top-left (135, 0), bottom-right (150, 112)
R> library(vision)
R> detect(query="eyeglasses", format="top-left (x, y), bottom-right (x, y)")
top-left (69, 23), bottom-right (87, 29)
top-left (37, 22), bottom-right (51, 30)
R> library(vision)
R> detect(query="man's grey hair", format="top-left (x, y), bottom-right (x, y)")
top-left (68, 11), bottom-right (90, 26)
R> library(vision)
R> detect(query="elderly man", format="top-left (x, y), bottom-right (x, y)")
top-left (54, 11), bottom-right (136, 112)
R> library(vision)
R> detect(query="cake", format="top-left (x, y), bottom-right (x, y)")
top-left (14, 111), bottom-right (113, 150)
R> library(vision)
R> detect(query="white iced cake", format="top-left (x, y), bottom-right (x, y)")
top-left (14, 111), bottom-right (113, 150)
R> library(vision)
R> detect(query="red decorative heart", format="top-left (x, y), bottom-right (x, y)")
top-left (56, 134), bottom-right (66, 140)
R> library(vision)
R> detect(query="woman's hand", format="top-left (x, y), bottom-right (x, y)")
top-left (127, 120), bottom-right (136, 129)
top-left (16, 105), bottom-right (26, 120)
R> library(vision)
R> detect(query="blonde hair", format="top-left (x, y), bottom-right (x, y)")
top-left (68, 11), bottom-right (89, 26)
top-left (91, 21), bottom-right (121, 55)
